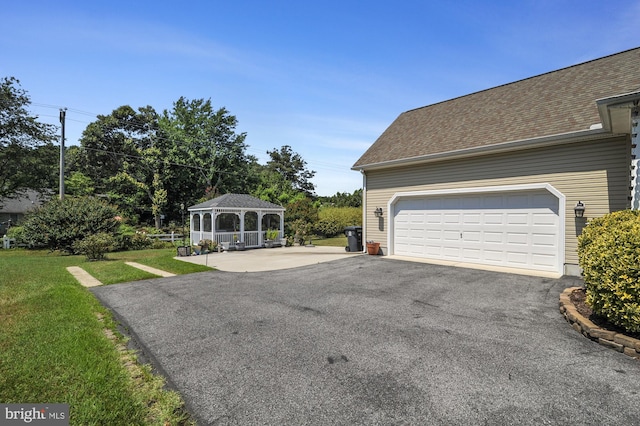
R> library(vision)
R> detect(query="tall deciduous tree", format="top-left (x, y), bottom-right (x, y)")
top-left (160, 97), bottom-right (255, 206)
top-left (0, 77), bottom-right (57, 200)
top-left (266, 145), bottom-right (316, 196)
top-left (78, 105), bottom-right (171, 227)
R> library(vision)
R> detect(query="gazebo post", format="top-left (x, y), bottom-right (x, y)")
top-left (280, 213), bottom-right (285, 240)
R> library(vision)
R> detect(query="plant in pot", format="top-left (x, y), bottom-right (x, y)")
top-left (265, 229), bottom-right (279, 248)
top-left (198, 239), bottom-right (213, 254)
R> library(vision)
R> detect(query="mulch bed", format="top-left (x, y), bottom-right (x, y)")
top-left (570, 288), bottom-right (640, 339)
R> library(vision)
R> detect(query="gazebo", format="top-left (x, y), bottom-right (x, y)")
top-left (188, 194), bottom-right (285, 249)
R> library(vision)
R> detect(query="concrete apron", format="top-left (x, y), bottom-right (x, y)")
top-left (175, 245), bottom-right (362, 272)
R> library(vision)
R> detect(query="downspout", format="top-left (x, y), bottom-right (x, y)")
top-left (360, 169), bottom-right (367, 253)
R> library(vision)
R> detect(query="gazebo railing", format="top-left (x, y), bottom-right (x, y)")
top-left (190, 230), bottom-right (277, 248)
top-left (243, 231), bottom-right (259, 247)
top-left (214, 231), bottom-right (260, 248)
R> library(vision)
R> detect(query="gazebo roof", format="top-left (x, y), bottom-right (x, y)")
top-left (188, 193), bottom-right (285, 211)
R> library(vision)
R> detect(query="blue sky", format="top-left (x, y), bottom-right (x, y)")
top-left (2, 1), bottom-right (638, 196)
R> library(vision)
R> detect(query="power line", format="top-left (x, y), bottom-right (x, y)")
top-left (32, 102), bottom-right (357, 176)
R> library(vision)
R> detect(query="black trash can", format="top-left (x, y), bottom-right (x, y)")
top-left (344, 226), bottom-right (363, 252)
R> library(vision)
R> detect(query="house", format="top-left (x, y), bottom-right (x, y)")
top-left (0, 190), bottom-right (48, 235)
top-left (188, 193), bottom-right (285, 248)
top-left (352, 47), bottom-right (640, 277)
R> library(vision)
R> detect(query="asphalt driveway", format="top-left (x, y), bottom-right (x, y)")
top-left (91, 256), bottom-right (640, 425)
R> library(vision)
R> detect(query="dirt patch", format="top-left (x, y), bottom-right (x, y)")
top-left (569, 288), bottom-right (640, 339)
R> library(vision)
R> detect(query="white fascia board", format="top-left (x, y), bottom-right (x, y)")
top-left (596, 90), bottom-right (640, 133)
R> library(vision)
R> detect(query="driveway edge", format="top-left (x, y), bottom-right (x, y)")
top-left (559, 287), bottom-right (640, 360)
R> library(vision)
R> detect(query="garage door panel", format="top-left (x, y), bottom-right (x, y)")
top-left (484, 213), bottom-right (504, 225)
top-left (393, 189), bottom-right (560, 272)
top-left (506, 233), bottom-right (528, 245)
top-left (532, 254), bottom-right (556, 267)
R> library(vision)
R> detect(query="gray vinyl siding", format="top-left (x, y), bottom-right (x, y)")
top-left (364, 136), bottom-right (630, 268)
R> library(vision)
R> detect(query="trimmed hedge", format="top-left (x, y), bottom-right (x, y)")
top-left (577, 210), bottom-right (640, 333)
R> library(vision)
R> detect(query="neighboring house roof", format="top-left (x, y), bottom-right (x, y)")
top-left (353, 47), bottom-right (640, 169)
top-left (189, 193), bottom-right (285, 211)
top-left (0, 190), bottom-right (48, 214)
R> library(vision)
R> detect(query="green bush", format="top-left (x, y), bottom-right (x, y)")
top-left (21, 197), bottom-right (120, 253)
top-left (577, 210), bottom-right (640, 333)
top-left (315, 206), bottom-right (362, 237)
top-left (6, 226), bottom-right (25, 244)
top-left (72, 232), bottom-right (116, 260)
top-left (114, 225), bottom-right (153, 251)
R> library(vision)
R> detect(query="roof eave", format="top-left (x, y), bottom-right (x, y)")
top-left (596, 90), bottom-right (640, 134)
top-left (351, 128), bottom-right (620, 171)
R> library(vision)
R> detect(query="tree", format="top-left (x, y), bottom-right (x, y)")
top-left (78, 105), bottom-right (171, 228)
top-left (266, 145), bottom-right (316, 196)
top-left (319, 189), bottom-right (362, 207)
top-left (0, 77), bottom-right (57, 201)
top-left (251, 164), bottom-right (306, 206)
top-left (160, 97), bottom-right (256, 206)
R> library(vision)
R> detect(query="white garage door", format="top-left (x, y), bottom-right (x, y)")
top-left (393, 189), bottom-right (561, 272)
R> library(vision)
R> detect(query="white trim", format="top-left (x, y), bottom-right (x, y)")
top-left (352, 128), bottom-right (618, 171)
top-left (386, 183), bottom-right (565, 275)
top-left (361, 170), bottom-right (367, 253)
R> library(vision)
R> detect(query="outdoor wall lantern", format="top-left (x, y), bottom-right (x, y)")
top-left (374, 207), bottom-right (383, 217)
top-left (574, 201), bottom-right (585, 218)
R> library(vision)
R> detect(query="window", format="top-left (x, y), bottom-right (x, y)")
top-left (193, 214), bottom-right (200, 231)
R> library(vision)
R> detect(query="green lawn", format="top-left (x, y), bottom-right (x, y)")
top-left (312, 235), bottom-right (348, 247)
top-left (0, 248), bottom-right (210, 425)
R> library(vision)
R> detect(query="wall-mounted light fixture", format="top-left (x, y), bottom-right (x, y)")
top-left (574, 201), bottom-right (585, 218)
top-left (374, 207), bottom-right (383, 217)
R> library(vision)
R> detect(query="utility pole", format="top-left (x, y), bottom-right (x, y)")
top-left (59, 108), bottom-right (67, 200)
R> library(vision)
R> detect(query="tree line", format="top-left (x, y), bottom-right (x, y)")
top-left (1, 76), bottom-right (361, 233)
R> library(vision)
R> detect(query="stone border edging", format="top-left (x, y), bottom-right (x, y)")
top-left (559, 287), bottom-right (640, 360)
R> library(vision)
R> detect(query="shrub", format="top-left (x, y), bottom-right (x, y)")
top-left (292, 219), bottom-right (313, 246)
top-left (21, 197), bottom-right (120, 253)
top-left (314, 206), bottom-right (362, 237)
top-left (72, 232), bottom-right (116, 260)
top-left (6, 226), bottom-right (25, 245)
top-left (115, 225), bottom-right (153, 251)
top-left (151, 239), bottom-right (174, 250)
top-left (577, 210), bottom-right (640, 333)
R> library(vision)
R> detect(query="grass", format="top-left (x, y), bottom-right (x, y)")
top-left (0, 248), bottom-right (211, 425)
top-left (311, 235), bottom-right (348, 247)
top-left (82, 249), bottom-right (212, 284)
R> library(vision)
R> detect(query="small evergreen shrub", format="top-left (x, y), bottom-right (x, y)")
top-left (21, 197), bottom-right (119, 253)
top-left (577, 210), bottom-right (640, 333)
top-left (73, 232), bottom-right (116, 260)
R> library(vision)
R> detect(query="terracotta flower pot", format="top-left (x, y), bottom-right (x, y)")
top-left (366, 242), bottom-right (380, 255)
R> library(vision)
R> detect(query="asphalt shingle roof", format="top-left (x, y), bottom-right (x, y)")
top-left (189, 193), bottom-right (284, 210)
top-left (353, 48), bottom-right (640, 168)
top-left (0, 190), bottom-right (48, 213)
